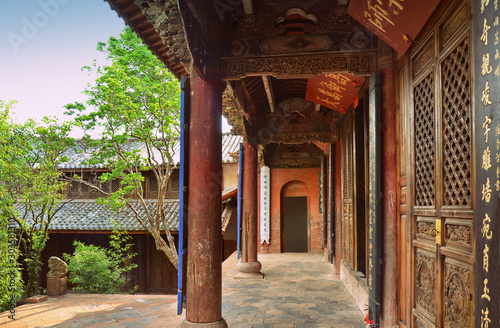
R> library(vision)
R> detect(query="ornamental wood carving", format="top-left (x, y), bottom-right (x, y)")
top-left (258, 98), bottom-right (337, 145)
top-left (222, 87), bottom-right (244, 135)
top-left (266, 132), bottom-right (334, 145)
top-left (416, 251), bottom-right (435, 315)
top-left (266, 144), bottom-right (322, 168)
top-left (440, 4), bottom-right (469, 46)
top-left (231, 5), bottom-right (375, 52)
top-left (222, 52), bottom-right (375, 80)
top-left (445, 224), bottom-right (471, 246)
top-left (416, 221), bottom-right (435, 239)
top-left (412, 41), bottom-right (434, 77)
top-left (444, 261), bottom-right (471, 328)
top-left (135, 0), bottom-right (190, 64)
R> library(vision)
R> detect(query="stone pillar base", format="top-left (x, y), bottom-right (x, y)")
top-left (177, 317), bottom-right (228, 328)
top-left (47, 277), bottom-right (67, 297)
top-left (235, 261), bottom-right (263, 279)
top-left (234, 272), bottom-right (264, 279)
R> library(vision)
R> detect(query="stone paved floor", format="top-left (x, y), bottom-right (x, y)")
top-left (222, 253), bottom-right (365, 328)
top-left (0, 253), bottom-right (365, 327)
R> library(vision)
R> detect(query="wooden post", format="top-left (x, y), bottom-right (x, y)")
top-left (236, 140), bottom-right (263, 278)
top-left (379, 42), bottom-right (398, 327)
top-left (333, 142), bottom-right (342, 275)
top-left (178, 66), bottom-right (227, 327)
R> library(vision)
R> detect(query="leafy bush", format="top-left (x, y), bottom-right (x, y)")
top-left (63, 228), bottom-right (137, 294)
top-left (0, 218), bottom-right (23, 313)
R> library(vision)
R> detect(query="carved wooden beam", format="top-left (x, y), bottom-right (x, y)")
top-left (262, 132), bottom-right (338, 145)
top-left (234, 80), bottom-right (257, 118)
top-left (177, 0), bottom-right (222, 77)
top-left (222, 51), bottom-right (376, 80)
top-left (177, 0), bottom-right (207, 77)
top-left (225, 82), bottom-right (249, 121)
top-left (261, 76), bottom-right (275, 113)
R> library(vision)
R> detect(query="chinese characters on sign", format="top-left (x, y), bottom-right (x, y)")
top-left (305, 73), bottom-right (365, 114)
top-left (474, 1), bottom-right (500, 327)
top-left (260, 166), bottom-right (270, 244)
top-left (348, 0), bottom-right (440, 54)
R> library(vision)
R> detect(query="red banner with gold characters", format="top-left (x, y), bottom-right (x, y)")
top-left (474, 1), bottom-right (500, 327)
top-left (347, 0), bottom-right (440, 54)
top-left (305, 73), bottom-right (365, 114)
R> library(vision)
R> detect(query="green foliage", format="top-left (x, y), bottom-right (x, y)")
top-left (64, 227), bottom-right (137, 294)
top-left (0, 216), bottom-right (23, 313)
top-left (0, 99), bottom-right (74, 297)
top-left (64, 26), bottom-right (180, 269)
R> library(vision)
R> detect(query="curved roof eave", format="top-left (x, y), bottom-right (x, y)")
top-left (105, 0), bottom-right (190, 80)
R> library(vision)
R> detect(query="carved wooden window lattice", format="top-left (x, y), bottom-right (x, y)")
top-left (414, 74), bottom-right (436, 207)
top-left (168, 172), bottom-right (180, 192)
top-left (441, 38), bottom-right (471, 206)
top-left (149, 176), bottom-right (158, 192)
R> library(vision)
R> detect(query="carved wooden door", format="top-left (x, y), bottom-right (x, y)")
top-left (342, 115), bottom-right (355, 269)
top-left (410, 2), bottom-right (474, 327)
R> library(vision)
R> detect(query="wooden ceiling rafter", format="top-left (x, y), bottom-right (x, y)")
top-left (262, 76), bottom-right (276, 113)
top-left (272, 78), bottom-right (308, 105)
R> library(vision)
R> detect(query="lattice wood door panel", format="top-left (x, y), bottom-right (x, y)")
top-left (409, 2), bottom-right (473, 327)
top-left (342, 116), bottom-right (355, 269)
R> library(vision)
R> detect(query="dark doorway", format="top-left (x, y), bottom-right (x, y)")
top-left (283, 196), bottom-right (308, 252)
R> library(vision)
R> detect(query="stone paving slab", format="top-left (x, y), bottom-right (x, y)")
top-left (0, 253), bottom-right (366, 327)
top-left (222, 253), bottom-right (365, 328)
top-left (0, 294), bottom-right (178, 327)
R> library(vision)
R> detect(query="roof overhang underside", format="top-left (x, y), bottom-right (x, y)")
top-left (104, 0), bottom-right (379, 168)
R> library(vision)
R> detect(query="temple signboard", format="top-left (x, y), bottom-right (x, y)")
top-left (347, 0), bottom-right (440, 54)
top-left (305, 73), bottom-right (365, 114)
top-left (474, 1), bottom-right (500, 327)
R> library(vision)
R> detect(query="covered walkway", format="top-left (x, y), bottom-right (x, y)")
top-left (1, 253), bottom-right (365, 327)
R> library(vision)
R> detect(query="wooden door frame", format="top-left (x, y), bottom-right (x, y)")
top-left (407, 1), bottom-right (475, 327)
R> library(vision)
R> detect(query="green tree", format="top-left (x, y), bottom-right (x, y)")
top-left (0, 101), bottom-right (23, 312)
top-left (65, 27), bottom-right (181, 269)
top-left (0, 216), bottom-right (23, 314)
top-left (0, 100), bottom-right (74, 297)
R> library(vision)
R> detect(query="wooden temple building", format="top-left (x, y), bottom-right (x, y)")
top-left (104, 0), bottom-right (500, 327)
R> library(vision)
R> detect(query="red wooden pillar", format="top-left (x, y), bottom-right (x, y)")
top-left (178, 67), bottom-right (227, 327)
top-left (334, 141), bottom-right (342, 275)
top-left (236, 140), bottom-right (263, 278)
top-left (379, 42), bottom-right (398, 327)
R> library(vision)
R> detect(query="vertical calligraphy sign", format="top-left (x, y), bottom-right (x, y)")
top-left (474, 2), bottom-right (500, 327)
top-left (260, 166), bottom-right (270, 244)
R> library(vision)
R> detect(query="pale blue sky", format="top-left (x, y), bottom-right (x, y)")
top-left (0, 0), bottom-right (125, 126)
top-left (0, 1), bottom-right (231, 135)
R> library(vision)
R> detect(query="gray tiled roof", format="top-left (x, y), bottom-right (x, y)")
top-left (14, 199), bottom-right (179, 232)
top-left (221, 134), bottom-right (242, 164)
top-left (13, 185), bottom-right (238, 232)
top-left (59, 134), bottom-right (242, 169)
